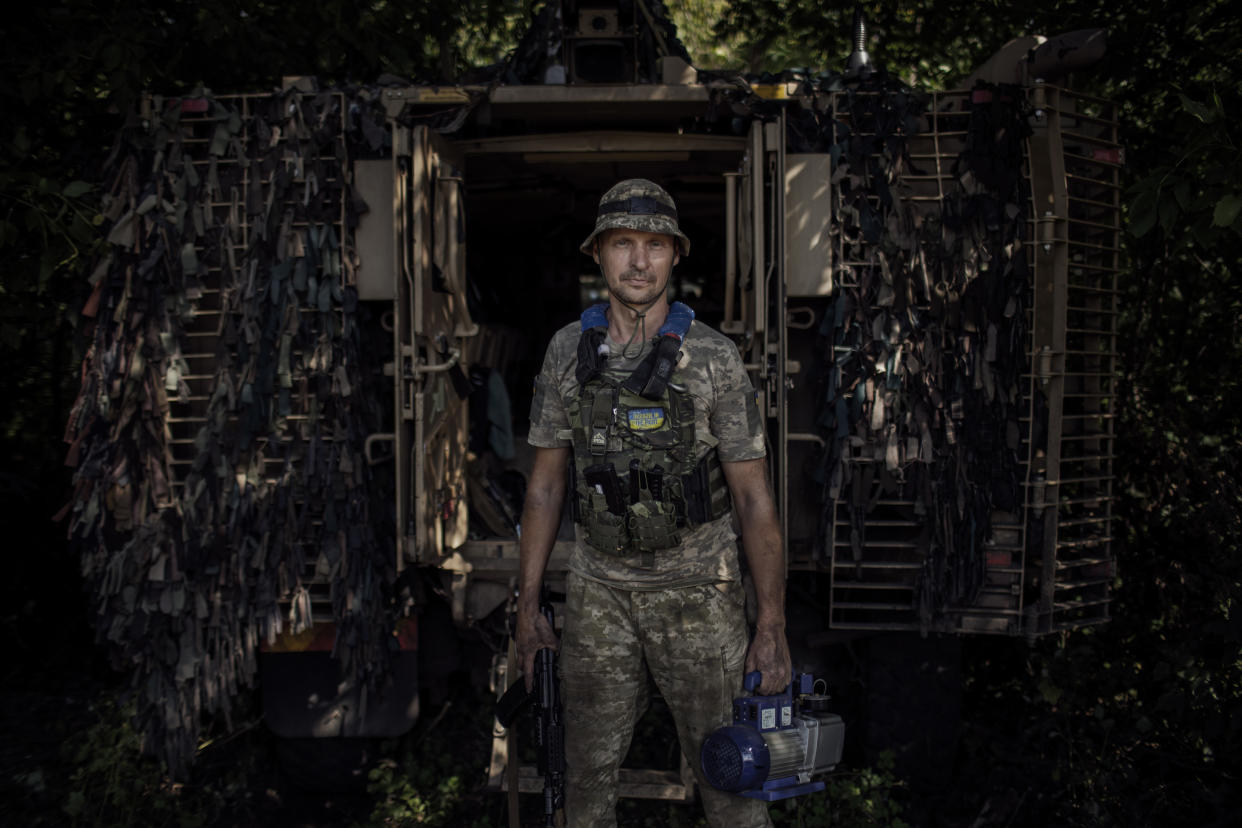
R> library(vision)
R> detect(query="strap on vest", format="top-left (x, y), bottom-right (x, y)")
top-left (588, 385), bottom-right (615, 456)
top-left (574, 301), bottom-right (695, 398)
top-left (575, 303), bottom-right (610, 386)
top-left (623, 335), bottom-right (681, 399)
top-left (625, 301), bottom-right (694, 399)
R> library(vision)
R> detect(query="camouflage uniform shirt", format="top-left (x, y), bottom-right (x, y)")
top-left (528, 316), bottom-right (766, 589)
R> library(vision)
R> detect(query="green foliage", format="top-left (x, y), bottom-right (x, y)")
top-left (709, 0), bottom-right (1026, 83)
top-left (357, 699), bottom-right (497, 827)
top-left (0, 165), bottom-right (99, 295)
top-left (62, 700), bottom-right (183, 827)
top-left (1121, 86), bottom-right (1242, 440)
top-left (362, 758), bottom-right (470, 826)
top-left (1127, 91), bottom-right (1239, 244)
top-left (612, 753), bottom-right (906, 828)
top-left (771, 751), bottom-right (907, 827)
top-left (669, 0), bottom-right (750, 69)
top-left (58, 699), bottom-right (249, 828)
top-left (0, 102), bottom-right (98, 464)
top-left (959, 583), bottom-right (1242, 824)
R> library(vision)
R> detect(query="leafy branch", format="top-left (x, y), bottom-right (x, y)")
top-left (1127, 90), bottom-right (1240, 242)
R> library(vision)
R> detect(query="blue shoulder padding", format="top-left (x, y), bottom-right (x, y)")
top-left (659, 301), bottom-right (695, 341)
top-left (581, 300), bottom-right (693, 338)
top-left (581, 302), bottom-right (609, 331)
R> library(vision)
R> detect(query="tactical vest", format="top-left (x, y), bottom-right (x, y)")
top-left (567, 302), bottom-right (732, 565)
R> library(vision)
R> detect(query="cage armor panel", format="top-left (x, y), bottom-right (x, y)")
top-left (568, 302), bottom-right (732, 565)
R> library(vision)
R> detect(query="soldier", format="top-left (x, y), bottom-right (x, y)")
top-left (515, 178), bottom-right (790, 828)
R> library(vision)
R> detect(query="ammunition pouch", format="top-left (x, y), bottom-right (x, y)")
top-left (626, 500), bottom-right (682, 552)
top-left (568, 451), bottom-right (731, 561)
top-left (681, 450), bottom-right (731, 526)
top-left (583, 506), bottom-right (628, 555)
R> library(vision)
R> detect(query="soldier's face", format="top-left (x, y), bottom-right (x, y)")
top-left (594, 228), bottom-right (680, 307)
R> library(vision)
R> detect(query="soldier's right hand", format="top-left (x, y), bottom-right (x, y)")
top-left (515, 608), bottom-right (560, 691)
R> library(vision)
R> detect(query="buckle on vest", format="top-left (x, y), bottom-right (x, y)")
top-left (589, 387), bottom-right (615, 456)
top-left (590, 426), bottom-right (607, 453)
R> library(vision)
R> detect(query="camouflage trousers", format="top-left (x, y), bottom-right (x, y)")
top-left (560, 571), bottom-right (773, 828)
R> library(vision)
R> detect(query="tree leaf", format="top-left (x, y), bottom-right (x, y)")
top-left (1178, 93), bottom-right (1217, 124)
top-left (1213, 194), bottom-right (1242, 227)
top-left (1191, 221), bottom-right (1219, 248)
top-left (62, 180), bottom-right (92, 198)
top-left (1128, 189), bottom-right (1158, 238)
top-left (1174, 180), bottom-right (1191, 210)
top-left (63, 790), bottom-right (85, 817)
top-left (1158, 196), bottom-right (1179, 232)
top-left (24, 208), bottom-right (44, 232)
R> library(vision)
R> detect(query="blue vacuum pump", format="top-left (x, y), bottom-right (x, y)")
top-left (700, 672), bottom-right (844, 801)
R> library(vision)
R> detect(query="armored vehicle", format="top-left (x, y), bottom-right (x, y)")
top-left (67, 0), bottom-right (1120, 797)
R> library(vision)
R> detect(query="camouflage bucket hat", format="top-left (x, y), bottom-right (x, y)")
top-left (579, 178), bottom-right (691, 256)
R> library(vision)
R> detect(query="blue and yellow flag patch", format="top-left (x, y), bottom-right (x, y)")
top-left (627, 407), bottom-right (666, 431)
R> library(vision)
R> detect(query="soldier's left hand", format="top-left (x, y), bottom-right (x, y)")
top-left (745, 624), bottom-right (791, 694)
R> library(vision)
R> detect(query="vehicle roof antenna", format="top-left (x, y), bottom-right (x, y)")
top-left (845, 5), bottom-right (873, 79)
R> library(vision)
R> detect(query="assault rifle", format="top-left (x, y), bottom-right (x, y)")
top-left (496, 598), bottom-right (565, 827)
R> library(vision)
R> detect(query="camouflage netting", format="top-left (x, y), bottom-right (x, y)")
top-left (768, 75), bottom-right (1033, 628)
top-left (63, 87), bottom-right (397, 775)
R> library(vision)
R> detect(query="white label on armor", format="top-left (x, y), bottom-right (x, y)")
top-left (781, 704), bottom-right (792, 727)
top-left (761, 708), bottom-right (776, 730)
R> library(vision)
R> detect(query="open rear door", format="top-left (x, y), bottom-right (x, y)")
top-left (392, 123), bottom-right (476, 566)
top-left (726, 116), bottom-right (790, 551)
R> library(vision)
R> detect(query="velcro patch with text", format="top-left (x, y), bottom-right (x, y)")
top-left (627, 407), bottom-right (666, 431)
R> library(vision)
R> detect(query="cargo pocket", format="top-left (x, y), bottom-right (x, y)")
top-left (709, 582), bottom-right (749, 693)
